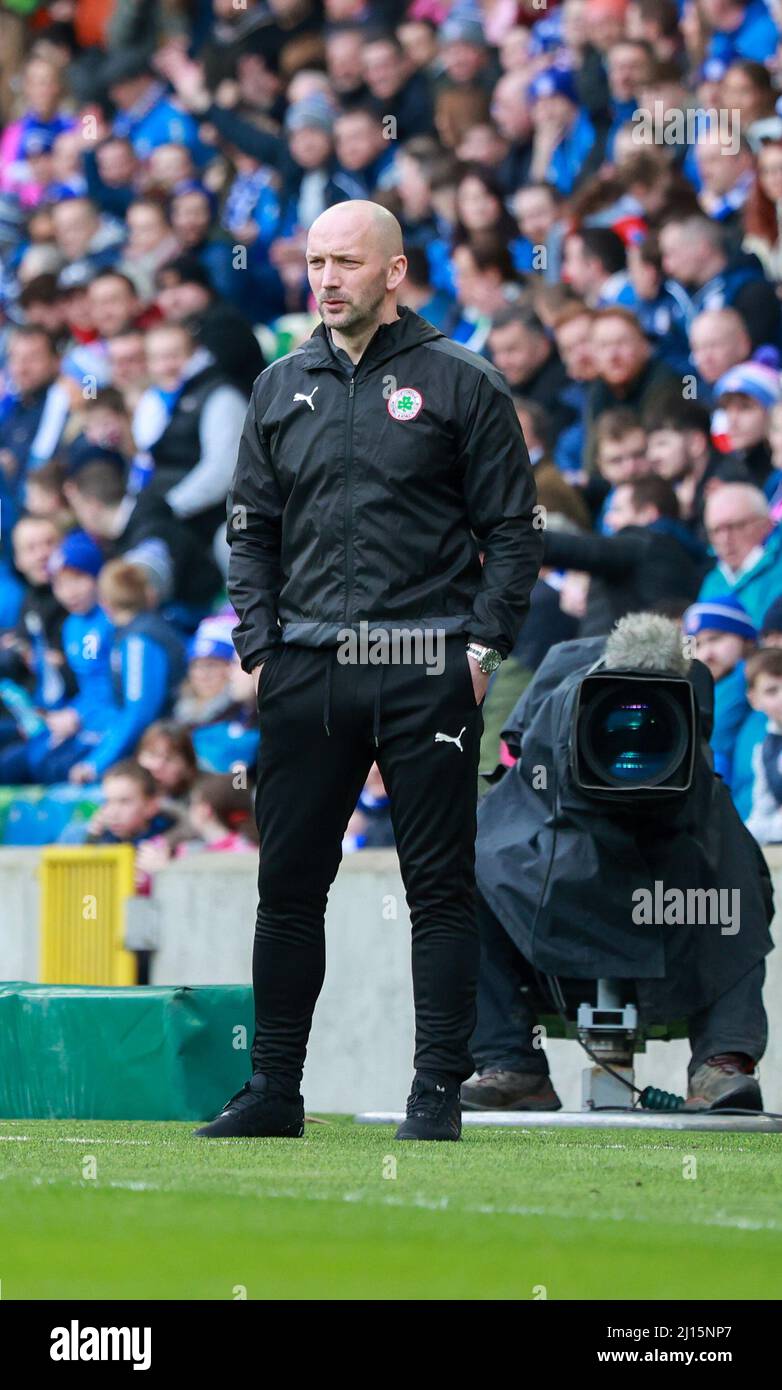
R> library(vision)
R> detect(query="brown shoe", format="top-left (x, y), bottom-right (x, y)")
top-left (685, 1053), bottom-right (762, 1112)
top-left (460, 1068), bottom-right (562, 1111)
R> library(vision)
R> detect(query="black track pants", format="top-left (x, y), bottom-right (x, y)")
top-left (251, 636), bottom-right (484, 1092)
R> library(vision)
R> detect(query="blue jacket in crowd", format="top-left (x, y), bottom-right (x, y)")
top-left (61, 605), bottom-right (116, 729)
top-left (707, 0), bottom-right (779, 64)
top-left (711, 660), bottom-right (768, 818)
top-left (91, 612), bottom-right (187, 777)
top-left (698, 524), bottom-right (782, 626)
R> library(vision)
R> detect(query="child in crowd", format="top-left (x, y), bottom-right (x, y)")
top-left (191, 653), bottom-right (260, 775)
top-left (181, 773), bottom-right (258, 851)
top-left (135, 772), bottom-right (258, 878)
top-left (69, 387), bottom-right (135, 459)
top-left (683, 596), bottom-right (766, 817)
top-left (75, 757), bottom-right (175, 849)
top-left (137, 719), bottom-right (198, 805)
top-left (136, 719), bottom-right (199, 846)
top-left (745, 648), bottom-right (782, 844)
top-left (68, 559), bottom-right (187, 786)
top-left (0, 529), bottom-right (114, 783)
top-left (76, 757), bottom-right (179, 982)
top-left (174, 620), bottom-right (237, 728)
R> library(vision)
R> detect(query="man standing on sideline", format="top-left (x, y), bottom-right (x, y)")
top-left (197, 200), bottom-right (542, 1143)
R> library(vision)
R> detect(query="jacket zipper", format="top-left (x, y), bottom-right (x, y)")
top-left (343, 374), bottom-right (355, 624)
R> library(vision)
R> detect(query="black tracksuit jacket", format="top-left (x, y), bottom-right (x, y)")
top-left (226, 306), bottom-right (542, 672)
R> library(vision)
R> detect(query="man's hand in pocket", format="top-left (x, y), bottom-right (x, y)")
top-left (466, 653), bottom-right (491, 706)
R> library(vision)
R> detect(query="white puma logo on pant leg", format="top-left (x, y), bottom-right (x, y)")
top-left (434, 727), bottom-right (466, 752)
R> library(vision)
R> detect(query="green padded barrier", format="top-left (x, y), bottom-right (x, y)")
top-left (0, 983), bottom-right (254, 1120)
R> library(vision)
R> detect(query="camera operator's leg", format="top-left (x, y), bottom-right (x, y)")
top-left (685, 962), bottom-right (767, 1111)
top-left (461, 891), bottom-right (562, 1111)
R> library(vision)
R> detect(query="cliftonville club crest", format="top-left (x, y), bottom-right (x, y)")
top-left (387, 386), bottom-right (423, 421)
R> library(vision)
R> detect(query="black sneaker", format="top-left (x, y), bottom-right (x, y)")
top-left (395, 1076), bottom-right (462, 1141)
top-left (194, 1073), bottom-right (305, 1138)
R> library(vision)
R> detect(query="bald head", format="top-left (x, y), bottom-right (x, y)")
top-left (706, 482), bottom-right (769, 523)
top-left (689, 308), bottom-right (751, 384)
top-left (310, 199), bottom-right (404, 259)
top-left (306, 199), bottom-right (407, 358)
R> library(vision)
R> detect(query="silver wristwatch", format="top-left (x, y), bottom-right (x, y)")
top-left (466, 642), bottom-right (502, 675)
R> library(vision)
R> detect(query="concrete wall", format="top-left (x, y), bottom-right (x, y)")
top-left (1, 845), bottom-right (780, 1114)
top-left (0, 849), bottom-right (47, 984)
top-left (150, 851), bottom-right (417, 1114)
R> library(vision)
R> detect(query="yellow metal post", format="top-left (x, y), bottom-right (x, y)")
top-left (39, 845), bottom-right (138, 985)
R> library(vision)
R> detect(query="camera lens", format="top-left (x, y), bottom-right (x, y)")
top-left (580, 685), bottom-right (690, 788)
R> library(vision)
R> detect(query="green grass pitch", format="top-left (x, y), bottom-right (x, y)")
top-left (1, 1117), bottom-right (781, 1300)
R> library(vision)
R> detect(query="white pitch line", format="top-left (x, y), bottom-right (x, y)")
top-left (0, 1168), bottom-right (778, 1231)
top-left (55, 1137), bottom-right (153, 1146)
top-left (106, 1180), bottom-right (159, 1191)
top-left (0, 1135), bottom-right (153, 1145)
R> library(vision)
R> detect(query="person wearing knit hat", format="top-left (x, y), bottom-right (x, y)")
top-left (714, 360), bottom-right (782, 410)
top-left (46, 528), bottom-right (105, 579)
top-left (527, 66), bottom-right (596, 196)
top-left (186, 629), bottom-right (236, 665)
top-left (683, 594), bottom-right (764, 813)
top-left (683, 594), bottom-right (759, 644)
top-left (528, 65), bottom-right (579, 108)
top-left (283, 94), bottom-right (337, 136)
top-left (439, 16), bottom-right (493, 91)
top-left (192, 611), bottom-right (237, 648)
top-left (175, 622), bottom-right (237, 729)
top-left (441, 16), bottom-right (487, 48)
top-left (711, 360), bottom-right (782, 490)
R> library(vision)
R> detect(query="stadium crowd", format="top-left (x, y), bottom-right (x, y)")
top-left (3, 0), bottom-right (782, 869)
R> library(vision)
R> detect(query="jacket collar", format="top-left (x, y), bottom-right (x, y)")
top-left (300, 304), bottom-right (442, 373)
